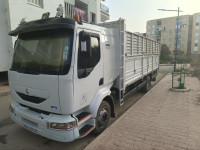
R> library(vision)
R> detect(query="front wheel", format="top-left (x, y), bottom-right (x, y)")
top-left (94, 101), bottom-right (111, 134)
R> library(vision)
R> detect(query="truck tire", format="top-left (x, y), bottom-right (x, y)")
top-left (142, 76), bottom-right (151, 92)
top-left (94, 101), bottom-right (111, 134)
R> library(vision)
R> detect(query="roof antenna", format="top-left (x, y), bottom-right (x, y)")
top-left (56, 4), bottom-right (64, 18)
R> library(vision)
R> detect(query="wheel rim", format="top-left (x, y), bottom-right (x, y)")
top-left (97, 107), bottom-right (109, 129)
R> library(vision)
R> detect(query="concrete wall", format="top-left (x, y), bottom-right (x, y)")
top-left (0, 0), bottom-right (13, 72)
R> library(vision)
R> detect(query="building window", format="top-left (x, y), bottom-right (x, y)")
top-left (195, 43), bottom-right (198, 47)
top-left (152, 25), bottom-right (155, 29)
top-left (27, 0), bottom-right (43, 8)
top-left (183, 24), bottom-right (187, 28)
top-left (197, 16), bottom-right (200, 22)
top-left (157, 20), bottom-right (162, 26)
top-left (90, 12), bottom-right (96, 24)
top-left (196, 23), bottom-right (199, 26)
top-left (194, 47), bottom-right (198, 52)
top-left (183, 18), bottom-right (186, 22)
top-left (65, 2), bottom-right (74, 19)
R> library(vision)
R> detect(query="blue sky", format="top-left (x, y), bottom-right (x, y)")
top-left (102, 0), bottom-right (200, 33)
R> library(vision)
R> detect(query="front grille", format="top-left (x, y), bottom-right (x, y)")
top-left (20, 104), bottom-right (51, 115)
top-left (17, 92), bottom-right (46, 104)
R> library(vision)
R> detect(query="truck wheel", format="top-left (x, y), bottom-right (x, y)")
top-left (94, 101), bottom-right (111, 134)
top-left (142, 76), bottom-right (151, 92)
top-left (152, 76), bottom-right (156, 82)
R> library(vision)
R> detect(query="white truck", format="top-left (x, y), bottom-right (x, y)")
top-left (9, 15), bottom-right (160, 142)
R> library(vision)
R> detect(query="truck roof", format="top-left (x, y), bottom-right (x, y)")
top-left (9, 18), bottom-right (75, 36)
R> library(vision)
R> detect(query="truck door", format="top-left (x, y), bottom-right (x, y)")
top-left (73, 29), bottom-right (103, 112)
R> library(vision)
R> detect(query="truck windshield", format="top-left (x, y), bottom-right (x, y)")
top-left (11, 29), bottom-right (74, 75)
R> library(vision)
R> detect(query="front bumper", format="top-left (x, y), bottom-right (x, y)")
top-left (10, 102), bottom-right (79, 142)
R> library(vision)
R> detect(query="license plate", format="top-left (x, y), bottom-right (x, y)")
top-left (22, 124), bottom-right (38, 134)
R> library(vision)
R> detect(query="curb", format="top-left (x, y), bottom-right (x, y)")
top-left (170, 88), bottom-right (190, 92)
top-left (0, 91), bottom-right (10, 97)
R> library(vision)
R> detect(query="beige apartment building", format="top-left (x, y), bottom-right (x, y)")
top-left (191, 13), bottom-right (200, 54)
top-left (147, 13), bottom-right (200, 55)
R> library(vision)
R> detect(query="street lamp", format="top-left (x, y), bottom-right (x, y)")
top-left (158, 7), bottom-right (183, 71)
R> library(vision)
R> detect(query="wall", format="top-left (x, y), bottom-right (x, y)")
top-left (191, 13), bottom-right (200, 54)
top-left (0, 0), bottom-right (13, 72)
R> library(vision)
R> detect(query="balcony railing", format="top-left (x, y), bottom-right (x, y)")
top-left (101, 3), bottom-right (109, 14)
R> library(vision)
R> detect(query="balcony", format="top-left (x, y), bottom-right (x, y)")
top-left (101, 3), bottom-right (110, 22)
top-left (75, 0), bottom-right (88, 22)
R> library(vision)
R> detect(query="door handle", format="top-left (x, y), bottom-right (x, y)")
top-left (99, 78), bottom-right (104, 86)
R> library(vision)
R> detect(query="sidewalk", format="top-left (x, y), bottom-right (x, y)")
top-left (85, 75), bottom-right (200, 150)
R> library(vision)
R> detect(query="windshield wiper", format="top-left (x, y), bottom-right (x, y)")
top-left (17, 67), bottom-right (40, 75)
top-left (39, 67), bottom-right (59, 75)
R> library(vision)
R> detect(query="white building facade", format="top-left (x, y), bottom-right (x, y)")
top-left (0, 0), bottom-right (109, 72)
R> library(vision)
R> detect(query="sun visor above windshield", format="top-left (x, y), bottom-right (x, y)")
top-left (9, 18), bottom-right (75, 36)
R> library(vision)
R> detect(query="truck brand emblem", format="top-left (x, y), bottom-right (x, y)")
top-left (80, 93), bottom-right (87, 105)
top-left (51, 106), bottom-right (58, 109)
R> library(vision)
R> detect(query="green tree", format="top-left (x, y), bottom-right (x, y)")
top-left (160, 44), bottom-right (172, 63)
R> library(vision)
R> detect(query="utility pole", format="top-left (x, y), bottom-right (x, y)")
top-left (158, 7), bottom-right (183, 71)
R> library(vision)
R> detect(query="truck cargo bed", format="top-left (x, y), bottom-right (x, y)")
top-left (98, 19), bottom-right (160, 88)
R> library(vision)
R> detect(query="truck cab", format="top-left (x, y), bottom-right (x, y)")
top-left (9, 17), bottom-right (118, 142)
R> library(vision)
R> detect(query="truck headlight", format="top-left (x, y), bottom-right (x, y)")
top-left (47, 121), bottom-right (77, 130)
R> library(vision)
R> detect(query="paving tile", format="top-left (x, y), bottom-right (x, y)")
top-left (85, 75), bottom-right (200, 150)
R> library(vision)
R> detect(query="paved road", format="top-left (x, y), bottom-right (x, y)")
top-left (85, 75), bottom-right (200, 150)
top-left (0, 73), bottom-right (165, 150)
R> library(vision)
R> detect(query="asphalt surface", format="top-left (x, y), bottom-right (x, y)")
top-left (0, 68), bottom-right (167, 150)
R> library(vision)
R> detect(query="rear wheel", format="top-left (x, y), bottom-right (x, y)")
top-left (142, 76), bottom-right (151, 92)
top-left (94, 101), bottom-right (111, 134)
